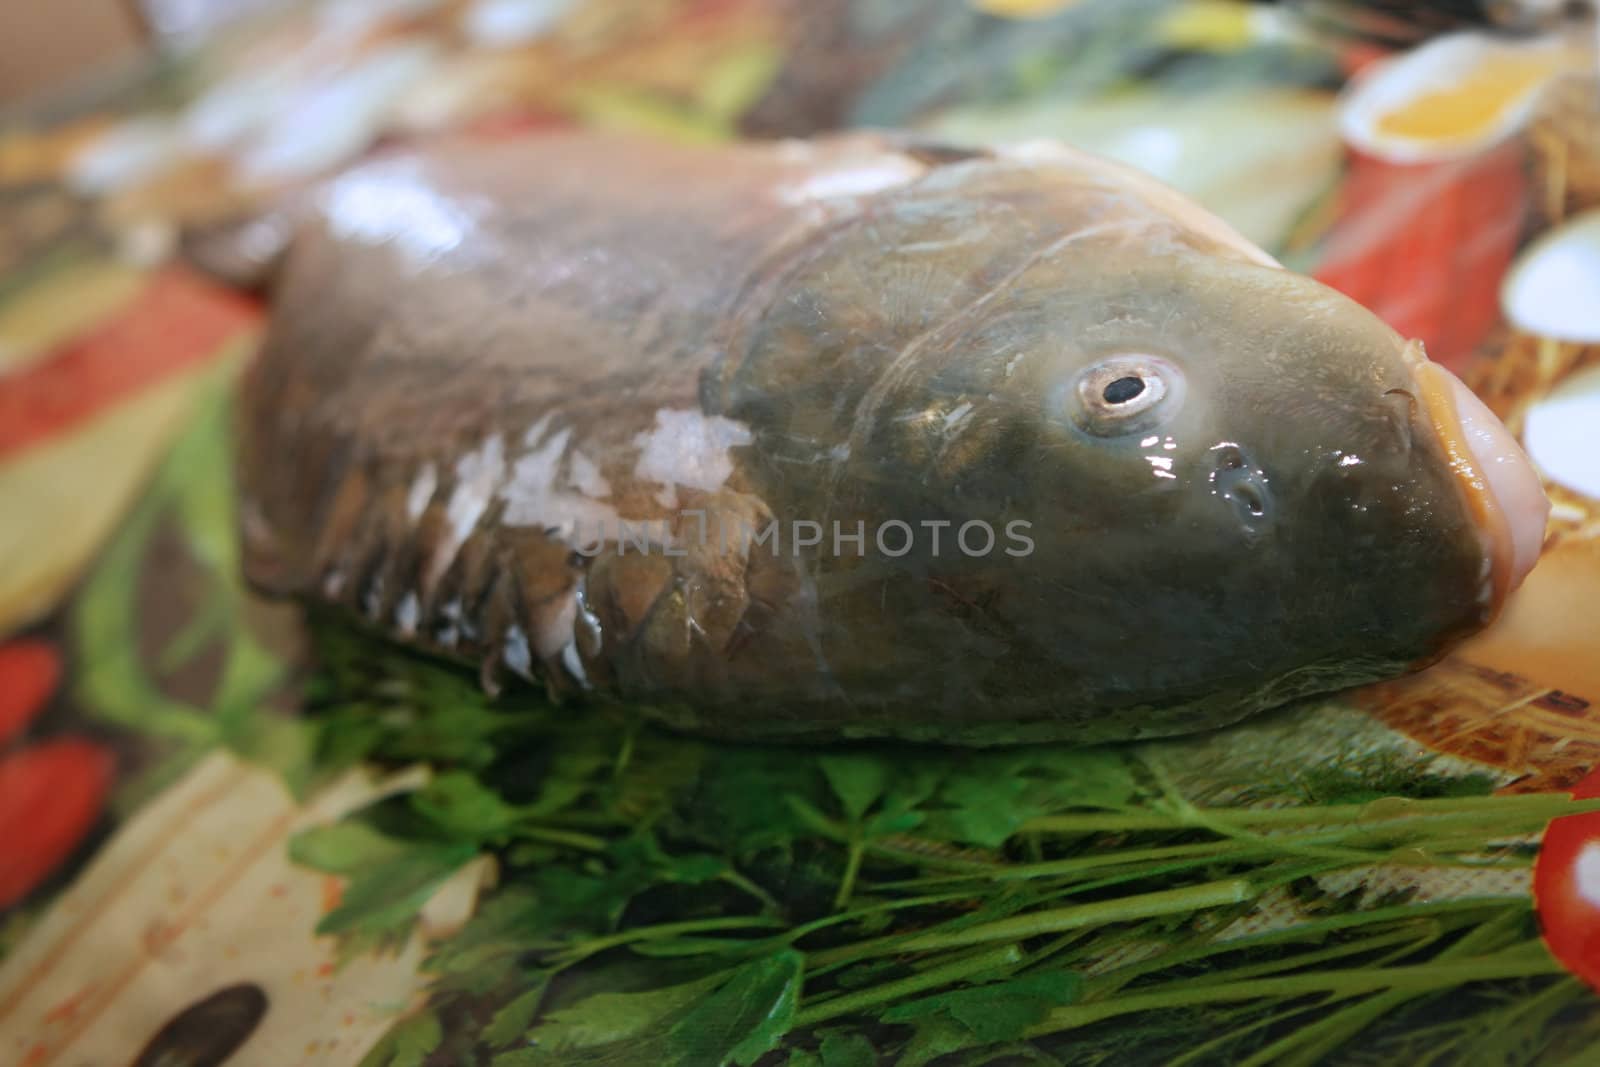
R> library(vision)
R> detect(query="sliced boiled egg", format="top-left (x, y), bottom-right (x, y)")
top-left (1503, 209), bottom-right (1600, 344)
top-left (1523, 361), bottom-right (1600, 502)
top-left (1339, 32), bottom-right (1575, 164)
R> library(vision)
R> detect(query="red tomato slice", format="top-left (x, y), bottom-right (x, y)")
top-left (0, 640), bottom-right (63, 746)
top-left (0, 737), bottom-right (115, 909)
top-left (1534, 766), bottom-right (1600, 991)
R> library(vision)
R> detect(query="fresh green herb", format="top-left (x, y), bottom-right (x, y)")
top-left (283, 627), bottom-right (1600, 1066)
top-left (359, 1008), bottom-right (443, 1067)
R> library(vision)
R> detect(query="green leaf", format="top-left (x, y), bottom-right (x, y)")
top-left (389, 1010), bottom-right (443, 1067)
top-left (863, 808), bottom-right (927, 838)
top-left (712, 951), bottom-right (805, 1066)
top-left (359, 1009), bottom-right (442, 1067)
top-left (289, 822), bottom-right (414, 875)
top-left (529, 971), bottom-right (727, 1049)
top-left (882, 970), bottom-right (1082, 1044)
top-left (307, 618), bottom-right (522, 772)
top-left (657, 850), bottom-right (728, 884)
top-left (816, 1031), bottom-right (878, 1067)
top-left (689, 748), bottom-right (832, 853)
top-left (316, 842), bottom-right (478, 938)
top-left (820, 755), bottom-right (887, 823)
top-left (484, 984), bottom-right (552, 1049)
top-left (928, 772), bottom-right (1033, 848)
top-left (605, 730), bottom-right (708, 822)
top-left (627, 935), bottom-right (780, 960)
top-left (414, 771), bottom-right (522, 841)
top-left (894, 1016), bottom-right (972, 1067)
top-left (498, 951), bottom-right (803, 1067)
top-left (423, 889), bottom-right (550, 995)
top-left (504, 833), bottom-right (731, 938)
top-left (922, 749), bottom-right (1140, 847)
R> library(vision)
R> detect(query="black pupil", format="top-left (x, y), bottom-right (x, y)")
top-left (1103, 376), bottom-right (1146, 405)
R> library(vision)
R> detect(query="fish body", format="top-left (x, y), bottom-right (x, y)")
top-left (236, 131), bottom-right (1546, 743)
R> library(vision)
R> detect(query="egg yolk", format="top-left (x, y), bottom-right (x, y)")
top-left (1375, 56), bottom-right (1551, 143)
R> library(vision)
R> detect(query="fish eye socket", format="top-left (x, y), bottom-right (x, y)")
top-left (1069, 354), bottom-right (1184, 437)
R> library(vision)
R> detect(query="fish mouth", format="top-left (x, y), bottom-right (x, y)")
top-left (1403, 341), bottom-right (1549, 616)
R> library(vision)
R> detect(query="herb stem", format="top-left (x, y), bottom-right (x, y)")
top-left (811, 878), bottom-right (1254, 968)
top-left (514, 825), bottom-right (611, 853)
top-left (1232, 911), bottom-right (1536, 1067)
top-left (865, 837), bottom-right (1005, 872)
top-left (786, 892), bottom-right (991, 950)
top-left (1028, 952), bottom-right (1565, 1037)
top-left (883, 812), bottom-right (1555, 894)
top-left (898, 878), bottom-right (1256, 952)
top-left (1084, 898), bottom-right (1520, 996)
top-left (1175, 926), bottom-right (1434, 988)
top-left (794, 944), bottom-right (1023, 1028)
top-left (720, 870), bottom-right (783, 913)
top-left (554, 915), bottom-right (786, 962)
top-left (936, 838), bottom-right (1366, 888)
top-left (1166, 998), bottom-right (1348, 1067)
top-left (900, 840), bottom-right (1267, 885)
top-left (835, 838), bottom-right (865, 910)
top-left (1022, 795), bottom-right (1600, 837)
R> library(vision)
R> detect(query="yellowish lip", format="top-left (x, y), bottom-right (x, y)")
top-left (1405, 345), bottom-right (1514, 617)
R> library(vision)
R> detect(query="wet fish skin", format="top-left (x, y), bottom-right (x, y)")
top-left (237, 131), bottom-right (1496, 744)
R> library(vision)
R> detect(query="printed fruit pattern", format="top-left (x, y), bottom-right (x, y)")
top-left (0, 639), bottom-right (115, 910)
top-left (1315, 142), bottom-right (1526, 373)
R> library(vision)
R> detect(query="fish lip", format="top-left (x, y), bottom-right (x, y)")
top-left (1402, 341), bottom-right (1548, 620)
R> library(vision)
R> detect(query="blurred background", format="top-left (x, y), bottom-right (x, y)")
top-left (0, 3), bottom-right (146, 107)
top-left (0, 2), bottom-right (1569, 97)
top-left (0, 2), bottom-right (1577, 106)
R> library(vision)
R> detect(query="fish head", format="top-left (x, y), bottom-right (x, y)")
top-left (716, 152), bottom-right (1548, 739)
top-left (894, 240), bottom-right (1550, 733)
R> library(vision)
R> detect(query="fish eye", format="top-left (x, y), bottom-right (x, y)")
top-left (1068, 354), bottom-right (1185, 437)
top-left (1103, 376), bottom-right (1145, 404)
